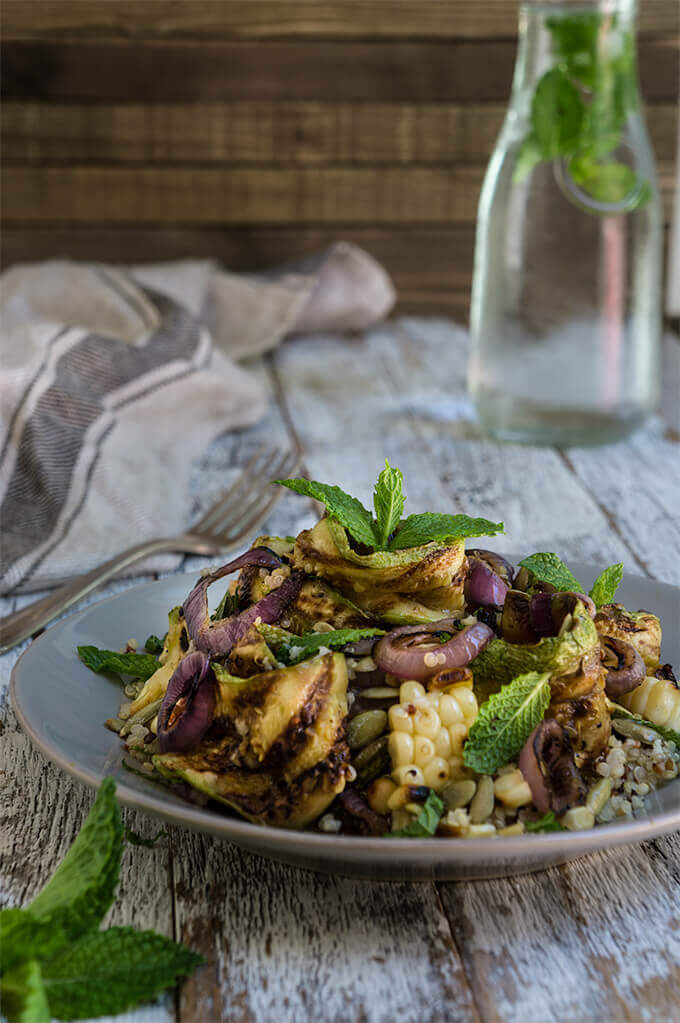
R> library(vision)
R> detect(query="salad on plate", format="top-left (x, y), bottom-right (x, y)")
top-left (79, 463), bottom-right (680, 839)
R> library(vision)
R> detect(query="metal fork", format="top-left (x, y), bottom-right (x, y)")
top-left (0, 445), bottom-right (301, 654)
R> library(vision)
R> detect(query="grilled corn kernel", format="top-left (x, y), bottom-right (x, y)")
top-left (367, 777), bottom-right (397, 815)
top-left (400, 680), bottom-right (426, 704)
top-left (423, 757), bottom-right (451, 789)
top-left (388, 731), bottom-right (415, 767)
top-left (562, 806), bottom-right (595, 831)
top-left (448, 723), bottom-right (468, 756)
top-left (388, 704), bottom-right (415, 734)
top-left (438, 694), bottom-right (464, 727)
top-left (387, 784), bottom-right (412, 811)
top-left (497, 822), bottom-right (525, 836)
top-left (439, 808), bottom-right (471, 836)
top-left (620, 676), bottom-right (680, 731)
top-left (413, 735), bottom-right (436, 768)
top-left (450, 687), bottom-right (478, 728)
top-left (434, 727), bottom-right (452, 759)
top-left (493, 769), bottom-right (533, 809)
top-left (393, 764), bottom-right (425, 786)
top-left (465, 824), bottom-right (496, 838)
top-left (413, 705), bottom-right (441, 740)
top-left (586, 777), bottom-right (613, 815)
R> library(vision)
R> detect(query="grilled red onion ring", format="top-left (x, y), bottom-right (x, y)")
top-left (157, 652), bottom-right (215, 753)
top-left (528, 591), bottom-right (596, 638)
top-left (465, 556), bottom-right (509, 608)
top-left (374, 618), bottom-right (493, 681)
top-left (601, 637), bottom-right (646, 698)
top-left (467, 549), bottom-right (515, 586)
top-left (183, 548), bottom-right (303, 655)
top-left (519, 719), bottom-right (586, 816)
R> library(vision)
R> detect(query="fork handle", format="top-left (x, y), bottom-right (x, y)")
top-left (0, 537), bottom-right (181, 654)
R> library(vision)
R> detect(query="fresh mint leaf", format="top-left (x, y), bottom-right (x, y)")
top-left (373, 460), bottom-right (405, 548)
top-left (274, 478), bottom-right (377, 549)
top-left (1, 959), bottom-right (50, 1023)
top-left (389, 513), bottom-right (504, 551)
top-left (124, 827), bottom-right (167, 848)
top-left (546, 13), bottom-right (601, 88)
top-left (41, 926), bottom-right (204, 1021)
top-left (531, 67), bottom-right (584, 159)
top-left (28, 778), bottom-right (124, 943)
top-left (77, 646), bottom-right (159, 680)
top-left (390, 791), bottom-right (444, 838)
top-left (589, 563), bottom-right (623, 607)
top-left (274, 627), bottom-right (385, 666)
top-left (0, 909), bottom-right (69, 975)
top-left (463, 672), bottom-right (552, 774)
top-left (143, 634), bottom-right (165, 655)
top-left (518, 552), bottom-right (583, 593)
top-left (525, 811), bottom-right (565, 833)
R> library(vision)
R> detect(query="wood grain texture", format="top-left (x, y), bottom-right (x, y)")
top-left (3, 100), bottom-right (676, 165)
top-left (2, 0), bottom-right (677, 40)
top-left (3, 38), bottom-right (678, 103)
top-left (1, 319), bottom-right (679, 1022)
top-left (2, 162), bottom-right (676, 226)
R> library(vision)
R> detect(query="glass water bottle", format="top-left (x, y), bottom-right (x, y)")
top-left (468, 0), bottom-right (662, 446)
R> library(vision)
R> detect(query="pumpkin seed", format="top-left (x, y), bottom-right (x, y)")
top-left (469, 774), bottom-right (494, 823)
top-left (441, 778), bottom-right (477, 810)
top-left (346, 710), bottom-right (388, 750)
top-left (360, 687), bottom-right (400, 701)
top-left (586, 777), bottom-right (613, 815)
top-left (612, 717), bottom-right (658, 744)
top-left (353, 735), bottom-right (390, 785)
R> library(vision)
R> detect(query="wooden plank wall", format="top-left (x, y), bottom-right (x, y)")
top-left (1, 1), bottom-right (678, 318)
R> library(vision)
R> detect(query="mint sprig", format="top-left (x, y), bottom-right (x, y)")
top-left (373, 460), bottom-right (405, 548)
top-left (518, 552), bottom-right (583, 593)
top-left (276, 465), bottom-right (503, 553)
top-left (463, 671), bottom-right (552, 774)
top-left (588, 563), bottom-right (623, 607)
top-left (390, 790), bottom-right (444, 838)
top-left (0, 780), bottom-right (203, 1020)
top-left (525, 811), bottom-right (565, 833)
top-left (77, 646), bottom-right (160, 681)
top-left (389, 513), bottom-right (503, 551)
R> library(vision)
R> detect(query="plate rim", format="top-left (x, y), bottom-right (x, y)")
top-left (9, 566), bottom-right (680, 866)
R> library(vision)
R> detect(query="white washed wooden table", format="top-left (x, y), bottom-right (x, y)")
top-left (2, 319), bottom-right (679, 1023)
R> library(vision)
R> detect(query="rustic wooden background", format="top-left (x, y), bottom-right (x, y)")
top-left (1, 0), bottom-right (678, 319)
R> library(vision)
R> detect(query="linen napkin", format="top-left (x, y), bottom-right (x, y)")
top-left (0, 244), bottom-right (395, 594)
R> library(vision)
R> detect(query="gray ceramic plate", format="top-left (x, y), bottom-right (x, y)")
top-left (11, 563), bottom-right (680, 881)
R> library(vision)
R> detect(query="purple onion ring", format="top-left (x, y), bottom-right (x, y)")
top-left (465, 557), bottom-right (509, 608)
top-left (157, 652), bottom-right (215, 753)
top-left (601, 637), bottom-right (646, 698)
top-left (374, 618), bottom-right (494, 681)
top-left (519, 719), bottom-right (586, 816)
top-left (467, 549), bottom-right (515, 586)
top-left (183, 549), bottom-right (303, 655)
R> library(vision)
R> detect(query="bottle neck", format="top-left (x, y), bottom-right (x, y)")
top-left (511, 1), bottom-right (639, 101)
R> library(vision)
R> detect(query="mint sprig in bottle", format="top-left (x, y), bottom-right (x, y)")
top-left (468, 0), bottom-right (661, 446)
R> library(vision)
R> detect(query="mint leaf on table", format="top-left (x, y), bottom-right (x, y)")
top-left (274, 627), bottom-right (385, 666)
top-left (525, 811), bottom-right (565, 834)
top-left (372, 460), bottom-right (405, 549)
top-left (124, 826), bottom-right (167, 848)
top-left (77, 646), bottom-right (160, 680)
top-left (463, 672), bottom-right (552, 774)
top-left (1, 959), bottom-right (50, 1023)
top-left (28, 777), bottom-right (124, 944)
top-left (588, 563), bottom-right (623, 607)
top-left (389, 513), bottom-right (504, 551)
top-left (518, 552), bottom-right (583, 593)
top-left (0, 909), bottom-right (69, 975)
top-left (274, 477), bottom-right (377, 549)
top-left (40, 927), bottom-right (203, 1022)
top-left (389, 791), bottom-right (444, 838)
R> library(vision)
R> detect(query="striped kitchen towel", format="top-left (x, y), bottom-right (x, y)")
top-left (0, 245), bottom-right (395, 594)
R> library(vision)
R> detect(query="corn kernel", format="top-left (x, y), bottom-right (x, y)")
top-left (452, 687), bottom-right (478, 727)
top-left (465, 824), bottom-right (496, 838)
top-left (400, 680), bottom-right (426, 704)
top-left (393, 764), bottom-right (425, 786)
top-left (494, 769), bottom-right (533, 809)
top-left (423, 757), bottom-right (450, 789)
top-left (387, 784), bottom-right (411, 810)
top-left (439, 693), bottom-right (464, 726)
top-left (413, 735), bottom-right (436, 768)
top-left (388, 730), bottom-right (414, 767)
top-left (497, 822), bottom-right (525, 836)
top-left (388, 704), bottom-right (414, 734)
top-left (448, 723), bottom-right (468, 755)
top-left (413, 705), bottom-right (441, 740)
top-left (434, 727), bottom-right (452, 759)
top-left (367, 777), bottom-right (397, 816)
top-left (562, 806), bottom-right (595, 831)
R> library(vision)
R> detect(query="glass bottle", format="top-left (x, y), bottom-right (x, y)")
top-left (468, 0), bottom-right (662, 446)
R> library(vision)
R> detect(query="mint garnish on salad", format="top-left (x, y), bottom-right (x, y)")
top-left (463, 671), bottom-right (552, 775)
top-left (275, 460), bottom-right (503, 553)
top-left (0, 779), bottom-right (202, 1021)
top-left (519, 552), bottom-right (623, 607)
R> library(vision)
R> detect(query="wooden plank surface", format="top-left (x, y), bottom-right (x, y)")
top-left (2, 162), bottom-right (676, 226)
top-left (3, 38), bottom-right (678, 103)
top-left (1, 318), bottom-right (679, 1022)
top-left (2, 0), bottom-right (677, 40)
top-left (3, 100), bottom-right (676, 165)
